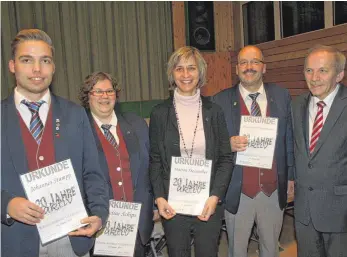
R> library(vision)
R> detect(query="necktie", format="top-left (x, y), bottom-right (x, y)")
top-left (101, 124), bottom-right (118, 148)
top-left (249, 93), bottom-right (261, 116)
top-left (309, 101), bottom-right (326, 154)
top-left (22, 100), bottom-right (45, 144)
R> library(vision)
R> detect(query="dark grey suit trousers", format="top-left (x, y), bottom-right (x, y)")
top-left (295, 220), bottom-right (347, 257)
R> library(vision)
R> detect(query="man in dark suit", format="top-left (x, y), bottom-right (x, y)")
top-left (292, 45), bottom-right (347, 256)
top-left (212, 45), bottom-right (295, 257)
top-left (79, 71), bottom-right (155, 256)
top-left (1, 29), bottom-right (109, 257)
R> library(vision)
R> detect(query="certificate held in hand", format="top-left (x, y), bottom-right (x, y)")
top-left (20, 159), bottom-right (88, 245)
top-left (94, 200), bottom-right (141, 256)
top-left (168, 157), bottom-right (212, 216)
top-left (236, 116), bottom-right (278, 169)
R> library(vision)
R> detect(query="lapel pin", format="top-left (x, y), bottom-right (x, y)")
top-left (55, 118), bottom-right (61, 137)
top-left (233, 102), bottom-right (237, 106)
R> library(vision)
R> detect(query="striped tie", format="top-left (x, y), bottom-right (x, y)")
top-left (309, 101), bottom-right (326, 154)
top-left (249, 93), bottom-right (261, 116)
top-left (101, 124), bottom-right (118, 148)
top-left (22, 100), bottom-right (45, 144)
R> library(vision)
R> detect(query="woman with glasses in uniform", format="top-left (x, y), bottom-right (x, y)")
top-left (79, 71), bottom-right (155, 257)
top-left (149, 47), bottom-right (234, 257)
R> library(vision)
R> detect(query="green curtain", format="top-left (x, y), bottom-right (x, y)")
top-left (1, 1), bottom-right (173, 103)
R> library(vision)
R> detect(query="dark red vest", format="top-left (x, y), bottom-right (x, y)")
top-left (239, 93), bottom-right (277, 198)
top-left (95, 122), bottom-right (133, 202)
top-left (18, 106), bottom-right (56, 171)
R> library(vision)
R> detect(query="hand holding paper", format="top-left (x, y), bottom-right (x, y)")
top-left (156, 197), bottom-right (176, 220)
top-left (198, 195), bottom-right (219, 221)
top-left (230, 136), bottom-right (248, 152)
top-left (7, 197), bottom-right (44, 225)
top-left (20, 159), bottom-right (89, 244)
top-left (68, 216), bottom-right (102, 237)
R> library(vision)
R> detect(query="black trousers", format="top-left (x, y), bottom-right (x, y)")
top-left (295, 220), bottom-right (347, 257)
top-left (161, 205), bottom-right (223, 257)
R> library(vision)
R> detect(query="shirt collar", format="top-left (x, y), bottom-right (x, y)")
top-left (14, 87), bottom-right (51, 109)
top-left (92, 110), bottom-right (118, 128)
top-left (311, 84), bottom-right (340, 109)
top-left (239, 82), bottom-right (265, 100)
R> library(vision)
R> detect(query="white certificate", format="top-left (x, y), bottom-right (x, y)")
top-left (94, 201), bottom-right (141, 256)
top-left (168, 157), bottom-right (212, 216)
top-left (236, 116), bottom-right (278, 169)
top-left (20, 159), bottom-right (88, 245)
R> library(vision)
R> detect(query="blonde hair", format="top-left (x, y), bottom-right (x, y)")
top-left (167, 46), bottom-right (207, 89)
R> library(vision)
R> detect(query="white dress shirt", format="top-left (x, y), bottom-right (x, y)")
top-left (14, 88), bottom-right (51, 129)
top-left (92, 111), bottom-right (119, 145)
top-left (308, 84), bottom-right (340, 142)
top-left (239, 83), bottom-right (267, 117)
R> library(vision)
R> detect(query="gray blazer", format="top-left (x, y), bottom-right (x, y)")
top-left (1, 93), bottom-right (109, 257)
top-left (292, 84), bottom-right (347, 232)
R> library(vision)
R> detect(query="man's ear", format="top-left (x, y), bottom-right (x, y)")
top-left (262, 63), bottom-right (266, 74)
top-left (336, 70), bottom-right (344, 83)
top-left (9, 60), bottom-right (15, 74)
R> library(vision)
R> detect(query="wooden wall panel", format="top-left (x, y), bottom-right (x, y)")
top-left (214, 2), bottom-right (234, 52)
top-left (230, 24), bottom-right (347, 97)
top-left (200, 52), bottom-right (232, 96)
top-left (172, 1), bottom-right (186, 49)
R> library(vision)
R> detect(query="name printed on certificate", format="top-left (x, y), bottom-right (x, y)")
top-left (168, 157), bottom-right (212, 216)
top-left (20, 159), bottom-right (88, 245)
top-left (94, 200), bottom-right (141, 257)
top-left (236, 116), bottom-right (278, 169)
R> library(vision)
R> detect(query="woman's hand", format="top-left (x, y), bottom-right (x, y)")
top-left (156, 197), bottom-right (176, 220)
top-left (198, 195), bottom-right (219, 221)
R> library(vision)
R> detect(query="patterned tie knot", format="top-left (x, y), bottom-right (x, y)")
top-left (249, 92), bottom-right (260, 101)
top-left (21, 100), bottom-right (45, 145)
top-left (22, 100), bottom-right (45, 114)
top-left (317, 101), bottom-right (326, 109)
top-left (101, 124), bottom-right (118, 148)
top-left (101, 124), bottom-right (112, 132)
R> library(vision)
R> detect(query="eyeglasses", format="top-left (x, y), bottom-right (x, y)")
top-left (89, 89), bottom-right (116, 97)
top-left (238, 59), bottom-right (264, 67)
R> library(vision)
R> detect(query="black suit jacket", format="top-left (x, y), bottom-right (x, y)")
top-left (87, 106), bottom-right (154, 245)
top-left (148, 96), bottom-right (234, 201)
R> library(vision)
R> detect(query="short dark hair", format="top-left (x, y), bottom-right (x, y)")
top-left (79, 71), bottom-right (121, 108)
top-left (11, 29), bottom-right (55, 59)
